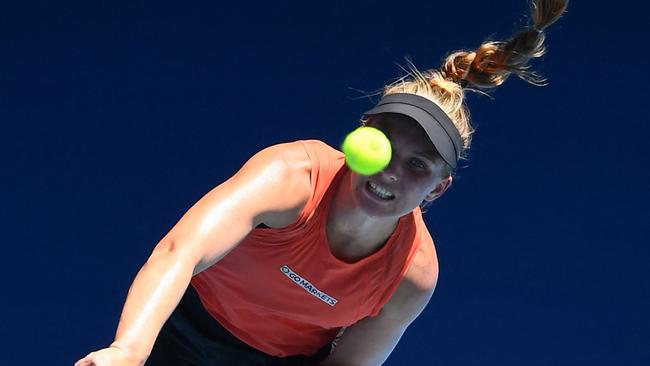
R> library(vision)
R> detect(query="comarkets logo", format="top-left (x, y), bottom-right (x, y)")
top-left (280, 265), bottom-right (338, 306)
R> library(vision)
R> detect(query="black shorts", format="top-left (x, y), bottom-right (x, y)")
top-left (145, 285), bottom-right (332, 366)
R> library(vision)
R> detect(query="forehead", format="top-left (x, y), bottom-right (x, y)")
top-left (368, 113), bottom-right (438, 156)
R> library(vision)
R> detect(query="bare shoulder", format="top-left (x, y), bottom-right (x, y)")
top-left (318, 236), bottom-right (438, 365)
top-left (262, 140), bottom-right (312, 171)
top-left (247, 140), bottom-right (311, 169)
top-left (252, 141), bottom-right (313, 227)
top-left (381, 235), bottom-right (439, 322)
top-left (158, 141), bottom-right (314, 273)
top-left (404, 234), bottom-right (439, 291)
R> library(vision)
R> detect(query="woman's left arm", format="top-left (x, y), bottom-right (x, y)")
top-left (319, 246), bottom-right (439, 366)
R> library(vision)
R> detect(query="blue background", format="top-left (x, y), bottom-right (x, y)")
top-left (2, 1), bottom-right (649, 365)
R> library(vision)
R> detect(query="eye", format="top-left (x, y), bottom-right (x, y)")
top-left (409, 157), bottom-right (426, 169)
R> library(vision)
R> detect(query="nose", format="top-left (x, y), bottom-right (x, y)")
top-left (380, 155), bottom-right (400, 182)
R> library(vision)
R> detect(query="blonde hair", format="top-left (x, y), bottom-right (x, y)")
top-left (382, 0), bottom-right (569, 171)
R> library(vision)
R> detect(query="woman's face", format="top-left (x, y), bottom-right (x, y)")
top-left (350, 113), bottom-right (453, 218)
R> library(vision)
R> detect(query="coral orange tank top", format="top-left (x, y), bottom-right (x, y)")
top-left (190, 140), bottom-right (432, 357)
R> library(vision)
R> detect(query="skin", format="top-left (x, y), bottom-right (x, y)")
top-left (326, 112), bottom-right (453, 261)
top-left (75, 112), bottom-right (453, 365)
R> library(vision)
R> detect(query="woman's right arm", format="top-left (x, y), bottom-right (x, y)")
top-left (75, 141), bottom-right (312, 366)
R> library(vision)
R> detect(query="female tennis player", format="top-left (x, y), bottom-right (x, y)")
top-left (75, 1), bottom-right (568, 365)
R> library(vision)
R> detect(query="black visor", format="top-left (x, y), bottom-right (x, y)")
top-left (364, 93), bottom-right (462, 169)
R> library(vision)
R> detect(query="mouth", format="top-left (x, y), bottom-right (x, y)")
top-left (365, 181), bottom-right (396, 201)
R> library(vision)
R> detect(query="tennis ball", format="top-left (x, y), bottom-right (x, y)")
top-left (341, 126), bottom-right (392, 176)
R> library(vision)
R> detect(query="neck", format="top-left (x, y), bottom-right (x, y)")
top-left (326, 170), bottom-right (400, 260)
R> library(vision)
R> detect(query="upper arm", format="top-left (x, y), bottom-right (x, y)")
top-left (322, 242), bottom-right (439, 366)
top-left (155, 141), bottom-right (312, 274)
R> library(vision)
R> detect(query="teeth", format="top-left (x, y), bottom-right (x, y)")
top-left (368, 181), bottom-right (394, 199)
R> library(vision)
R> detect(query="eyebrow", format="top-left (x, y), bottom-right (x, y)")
top-left (414, 151), bottom-right (438, 164)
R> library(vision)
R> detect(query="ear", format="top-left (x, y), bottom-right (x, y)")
top-left (424, 175), bottom-right (453, 202)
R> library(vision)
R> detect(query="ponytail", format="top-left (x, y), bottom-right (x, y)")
top-left (442, 0), bottom-right (570, 88)
top-left (382, 0), bottom-right (569, 163)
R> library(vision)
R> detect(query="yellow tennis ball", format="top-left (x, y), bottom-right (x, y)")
top-left (342, 126), bottom-right (392, 176)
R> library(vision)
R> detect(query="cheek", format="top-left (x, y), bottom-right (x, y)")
top-left (404, 169), bottom-right (436, 186)
top-left (404, 172), bottom-right (439, 196)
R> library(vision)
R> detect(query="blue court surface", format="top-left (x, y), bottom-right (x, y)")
top-left (1, 1), bottom-right (649, 365)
